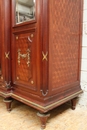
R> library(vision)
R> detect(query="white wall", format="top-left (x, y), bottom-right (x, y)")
top-left (78, 0), bottom-right (87, 108)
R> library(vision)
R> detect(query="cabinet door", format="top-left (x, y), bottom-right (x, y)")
top-left (12, 29), bottom-right (38, 93)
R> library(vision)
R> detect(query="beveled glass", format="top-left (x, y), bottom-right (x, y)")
top-left (16, 0), bottom-right (35, 24)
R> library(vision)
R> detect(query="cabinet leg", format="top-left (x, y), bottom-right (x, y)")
top-left (37, 112), bottom-right (50, 129)
top-left (71, 97), bottom-right (77, 110)
top-left (3, 98), bottom-right (13, 111)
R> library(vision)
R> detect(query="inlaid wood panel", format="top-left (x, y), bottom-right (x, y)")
top-left (49, 0), bottom-right (81, 89)
top-left (12, 30), bottom-right (37, 91)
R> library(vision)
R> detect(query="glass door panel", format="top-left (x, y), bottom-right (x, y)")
top-left (16, 0), bottom-right (35, 24)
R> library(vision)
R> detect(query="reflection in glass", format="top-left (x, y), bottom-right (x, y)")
top-left (16, 0), bottom-right (35, 24)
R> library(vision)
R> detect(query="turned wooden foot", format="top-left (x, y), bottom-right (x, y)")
top-left (3, 98), bottom-right (13, 111)
top-left (37, 112), bottom-right (50, 129)
top-left (71, 97), bottom-right (77, 110)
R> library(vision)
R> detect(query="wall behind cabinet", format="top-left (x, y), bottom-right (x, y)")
top-left (79, 0), bottom-right (87, 108)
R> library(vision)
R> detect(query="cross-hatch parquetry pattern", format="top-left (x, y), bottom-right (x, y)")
top-left (49, 0), bottom-right (80, 88)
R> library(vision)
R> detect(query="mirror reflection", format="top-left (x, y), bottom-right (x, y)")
top-left (16, 0), bottom-right (35, 24)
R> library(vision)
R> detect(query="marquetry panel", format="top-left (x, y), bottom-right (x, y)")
top-left (49, 0), bottom-right (80, 89)
top-left (14, 30), bottom-right (37, 88)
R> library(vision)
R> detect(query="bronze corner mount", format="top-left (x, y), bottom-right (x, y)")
top-left (5, 52), bottom-right (10, 59)
top-left (4, 81), bottom-right (13, 90)
top-left (40, 90), bottom-right (49, 97)
top-left (42, 51), bottom-right (48, 61)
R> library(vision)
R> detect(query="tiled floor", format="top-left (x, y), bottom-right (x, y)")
top-left (0, 96), bottom-right (86, 130)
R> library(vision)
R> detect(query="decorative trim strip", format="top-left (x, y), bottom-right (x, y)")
top-left (0, 90), bottom-right (82, 110)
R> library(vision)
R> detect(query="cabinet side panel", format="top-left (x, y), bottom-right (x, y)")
top-left (49, 0), bottom-right (81, 91)
top-left (0, 1), bottom-right (1, 69)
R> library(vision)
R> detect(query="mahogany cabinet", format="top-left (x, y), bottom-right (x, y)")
top-left (0, 0), bottom-right (83, 129)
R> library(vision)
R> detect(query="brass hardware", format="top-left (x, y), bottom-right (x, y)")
top-left (28, 36), bottom-right (32, 43)
top-left (27, 49), bottom-right (31, 67)
top-left (41, 90), bottom-right (48, 96)
top-left (16, 36), bottom-right (18, 40)
top-left (5, 52), bottom-right (10, 59)
top-left (18, 49), bottom-right (21, 65)
top-left (17, 77), bottom-right (19, 80)
top-left (18, 49), bottom-right (31, 67)
top-left (42, 51), bottom-right (48, 61)
top-left (4, 81), bottom-right (11, 89)
top-left (37, 112), bottom-right (50, 119)
top-left (31, 80), bottom-right (34, 84)
top-left (31, 34), bottom-right (34, 38)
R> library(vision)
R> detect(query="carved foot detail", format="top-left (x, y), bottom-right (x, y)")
top-left (37, 112), bottom-right (50, 129)
top-left (3, 98), bottom-right (13, 111)
top-left (71, 97), bottom-right (77, 110)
